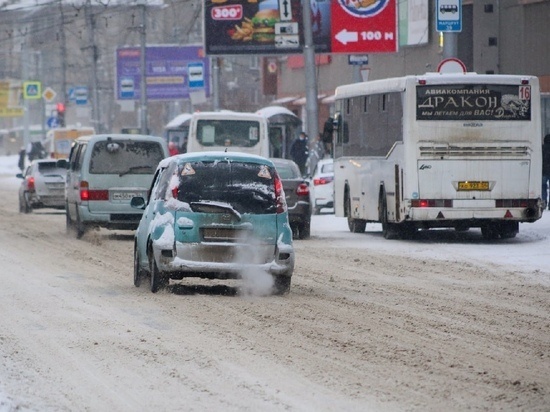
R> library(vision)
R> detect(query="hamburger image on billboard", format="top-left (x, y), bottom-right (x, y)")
top-left (251, 8), bottom-right (280, 43)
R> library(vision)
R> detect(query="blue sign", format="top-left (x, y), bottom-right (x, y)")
top-left (188, 62), bottom-right (205, 88)
top-left (436, 0), bottom-right (462, 32)
top-left (47, 116), bottom-right (59, 129)
top-left (75, 86), bottom-right (88, 105)
top-left (120, 77), bottom-right (135, 99)
top-left (348, 55), bottom-right (369, 65)
top-left (115, 46), bottom-right (210, 101)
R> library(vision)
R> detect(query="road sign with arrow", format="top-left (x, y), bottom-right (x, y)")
top-left (330, 0), bottom-right (397, 53)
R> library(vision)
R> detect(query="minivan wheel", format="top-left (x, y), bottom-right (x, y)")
top-left (75, 210), bottom-right (87, 239)
top-left (272, 274), bottom-right (291, 295)
top-left (150, 253), bottom-right (168, 293)
top-left (66, 204), bottom-right (74, 234)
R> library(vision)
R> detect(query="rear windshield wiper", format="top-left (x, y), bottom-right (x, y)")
top-left (119, 165), bottom-right (153, 176)
top-left (189, 201), bottom-right (241, 220)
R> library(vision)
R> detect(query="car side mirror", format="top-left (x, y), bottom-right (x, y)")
top-left (16, 173), bottom-right (24, 179)
top-left (130, 196), bottom-right (146, 210)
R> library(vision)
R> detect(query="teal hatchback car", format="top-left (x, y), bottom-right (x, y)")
top-left (131, 152), bottom-right (295, 294)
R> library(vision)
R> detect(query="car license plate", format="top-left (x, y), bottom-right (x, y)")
top-left (457, 181), bottom-right (490, 191)
top-left (111, 191), bottom-right (144, 201)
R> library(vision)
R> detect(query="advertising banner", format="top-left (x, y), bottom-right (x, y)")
top-left (205, 0), bottom-right (397, 55)
top-left (416, 84), bottom-right (532, 121)
top-left (116, 45), bottom-right (210, 101)
top-left (399, 0), bottom-right (429, 46)
top-left (204, 0), bottom-right (331, 55)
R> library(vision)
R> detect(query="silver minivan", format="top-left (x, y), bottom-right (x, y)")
top-left (64, 134), bottom-right (168, 238)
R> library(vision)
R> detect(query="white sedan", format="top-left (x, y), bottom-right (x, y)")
top-left (309, 158), bottom-right (334, 214)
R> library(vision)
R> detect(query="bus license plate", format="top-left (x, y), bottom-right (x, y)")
top-left (458, 181), bottom-right (489, 191)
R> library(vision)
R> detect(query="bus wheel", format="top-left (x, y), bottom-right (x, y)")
top-left (481, 224), bottom-right (499, 240)
top-left (380, 195), bottom-right (398, 240)
top-left (345, 191), bottom-right (366, 233)
top-left (399, 223), bottom-right (417, 239)
top-left (498, 221), bottom-right (518, 239)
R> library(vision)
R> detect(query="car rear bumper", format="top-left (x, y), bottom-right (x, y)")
top-left (28, 193), bottom-right (65, 209)
top-left (78, 205), bottom-right (143, 230)
top-left (287, 201), bottom-right (311, 223)
top-left (314, 199), bottom-right (334, 208)
top-left (155, 241), bottom-right (295, 278)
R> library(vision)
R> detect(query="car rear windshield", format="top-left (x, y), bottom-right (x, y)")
top-left (89, 140), bottom-right (165, 175)
top-left (177, 160), bottom-right (277, 214)
top-left (273, 162), bottom-right (300, 179)
top-left (196, 119), bottom-right (260, 148)
top-left (38, 162), bottom-right (64, 174)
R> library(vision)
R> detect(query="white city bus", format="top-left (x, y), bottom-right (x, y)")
top-left (164, 113), bottom-right (192, 154)
top-left (186, 111), bottom-right (272, 157)
top-left (332, 72), bottom-right (544, 239)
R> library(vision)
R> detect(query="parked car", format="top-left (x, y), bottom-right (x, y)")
top-left (131, 151), bottom-right (295, 294)
top-left (17, 159), bottom-right (67, 213)
top-left (309, 158), bottom-right (334, 215)
top-left (270, 157), bottom-right (311, 239)
top-left (64, 134), bottom-right (169, 238)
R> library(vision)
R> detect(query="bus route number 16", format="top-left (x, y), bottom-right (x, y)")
top-left (519, 85), bottom-right (531, 101)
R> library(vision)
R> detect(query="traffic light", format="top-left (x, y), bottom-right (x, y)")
top-left (56, 102), bottom-right (66, 127)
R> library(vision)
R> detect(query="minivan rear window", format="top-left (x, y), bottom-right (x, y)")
top-left (177, 160), bottom-right (276, 214)
top-left (89, 140), bottom-right (165, 175)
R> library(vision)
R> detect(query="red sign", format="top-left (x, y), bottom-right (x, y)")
top-left (204, 0), bottom-right (397, 55)
top-left (437, 57), bottom-right (467, 73)
top-left (330, 0), bottom-right (398, 53)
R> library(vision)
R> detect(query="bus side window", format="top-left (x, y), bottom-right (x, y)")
top-left (333, 111), bottom-right (350, 145)
top-left (343, 121), bottom-right (349, 144)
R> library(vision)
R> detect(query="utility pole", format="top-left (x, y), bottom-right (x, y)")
top-left (22, 38), bottom-right (29, 149)
top-left (442, 33), bottom-right (458, 59)
top-left (85, 0), bottom-right (101, 132)
top-left (58, 0), bottom-right (67, 114)
top-left (139, 0), bottom-right (148, 134)
top-left (302, 0), bottom-right (318, 145)
top-left (211, 57), bottom-right (220, 111)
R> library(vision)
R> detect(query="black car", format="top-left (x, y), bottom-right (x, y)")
top-left (270, 158), bottom-right (312, 239)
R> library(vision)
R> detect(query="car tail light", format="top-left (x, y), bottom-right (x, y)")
top-left (313, 176), bottom-right (333, 186)
top-left (296, 183), bottom-right (309, 197)
top-left (80, 181), bottom-right (89, 201)
top-left (80, 181), bottom-right (109, 201)
top-left (274, 173), bottom-right (287, 214)
top-left (26, 176), bottom-right (35, 191)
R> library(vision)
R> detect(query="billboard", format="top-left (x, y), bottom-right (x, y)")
top-left (115, 45), bottom-right (210, 101)
top-left (204, 0), bottom-right (397, 55)
top-left (399, 0), bottom-right (429, 46)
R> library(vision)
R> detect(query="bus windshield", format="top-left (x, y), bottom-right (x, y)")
top-left (196, 119), bottom-right (260, 148)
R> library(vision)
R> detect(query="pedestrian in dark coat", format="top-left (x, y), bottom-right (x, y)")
top-left (290, 132), bottom-right (309, 175)
top-left (542, 134), bottom-right (550, 209)
top-left (18, 148), bottom-right (26, 172)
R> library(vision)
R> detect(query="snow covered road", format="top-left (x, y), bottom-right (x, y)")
top-left (0, 165), bottom-right (549, 411)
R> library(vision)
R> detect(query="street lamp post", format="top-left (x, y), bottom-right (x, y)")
top-left (138, 0), bottom-right (148, 135)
